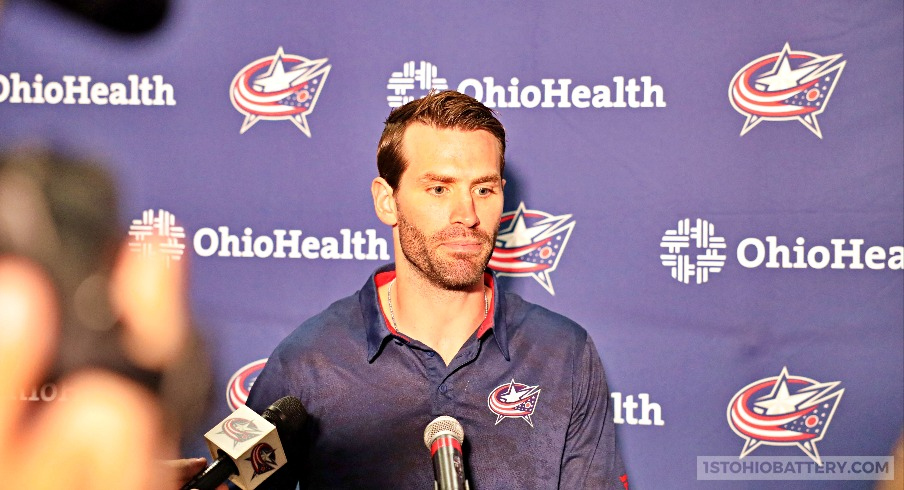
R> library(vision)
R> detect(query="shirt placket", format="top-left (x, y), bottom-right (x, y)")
top-left (403, 336), bottom-right (483, 417)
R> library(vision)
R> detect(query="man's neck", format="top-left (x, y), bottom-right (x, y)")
top-left (382, 264), bottom-right (490, 365)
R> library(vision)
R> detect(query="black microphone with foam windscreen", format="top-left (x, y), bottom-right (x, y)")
top-left (181, 396), bottom-right (308, 490)
top-left (423, 416), bottom-right (470, 490)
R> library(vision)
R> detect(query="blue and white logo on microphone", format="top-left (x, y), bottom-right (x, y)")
top-left (220, 417), bottom-right (264, 446)
top-left (247, 442), bottom-right (279, 478)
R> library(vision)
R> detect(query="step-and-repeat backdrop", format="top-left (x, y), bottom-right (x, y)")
top-left (2, 1), bottom-right (902, 488)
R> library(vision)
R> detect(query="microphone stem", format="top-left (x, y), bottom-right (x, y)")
top-left (180, 452), bottom-right (238, 490)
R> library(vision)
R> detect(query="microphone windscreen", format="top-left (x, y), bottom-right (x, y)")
top-left (423, 416), bottom-right (465, 448)
top-left (263, 396), bottom-right (309, 436)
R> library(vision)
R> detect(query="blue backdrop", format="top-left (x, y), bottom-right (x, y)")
top-left (1, 1), bottom-right (902, 488)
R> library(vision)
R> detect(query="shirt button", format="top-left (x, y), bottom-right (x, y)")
top-left (439, 384), bottom-right (448, 393)
top-left (426, 351), bottom-right (435, 358)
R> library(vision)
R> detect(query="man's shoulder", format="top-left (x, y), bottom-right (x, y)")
top-left (501, 291), bottom-right (588, 344)
top-left (270, 291), bottom-right (366, 357)
top-left (245, 288), bottom-right (372, 413)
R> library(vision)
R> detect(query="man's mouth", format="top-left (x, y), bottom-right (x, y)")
top-left (440, 241), bottom-right (484, 253)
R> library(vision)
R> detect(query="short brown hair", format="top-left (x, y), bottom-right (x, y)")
top-left (377, 90), bottom-right (506, 190)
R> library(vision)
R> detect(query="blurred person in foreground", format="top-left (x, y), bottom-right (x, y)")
top-left (0, 148), bottom-right (216, 489)
top-left (875, 432), bottom-right (903, 490)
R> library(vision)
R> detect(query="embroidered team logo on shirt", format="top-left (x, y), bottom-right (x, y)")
top-left (487, 379), bottom-right (541, 427)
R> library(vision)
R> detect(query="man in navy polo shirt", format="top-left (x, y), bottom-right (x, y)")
top-left (246, 90), bottom-right (627, 489)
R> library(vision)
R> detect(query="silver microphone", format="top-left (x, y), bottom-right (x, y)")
top-left (423, 416), bottom-right (469, 490)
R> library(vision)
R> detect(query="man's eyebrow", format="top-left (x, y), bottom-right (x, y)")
top-left (417, 173), bottom-right (456, 184)
top-left (472, 175), bottom-right (503, 185)
top-left (417, 173), bottom-right (502, 185)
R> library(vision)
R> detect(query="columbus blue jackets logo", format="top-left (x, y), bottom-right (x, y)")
top-left (488, 202), bottom-right (575, 295)
top-left (727, 367), bottom-right (844, 465)
top-left (227, 358), bottom-right (268, 411)
top-left (729, 43), bottom-right (845, 139)
top-left (230, 47), bottom-right (331, 137)
top-left (487, 379), bottom-right (541, 427)
top-left (220, 417), bottom-right (264, 446)
top-left (246, 442), bottom-right (278, 478)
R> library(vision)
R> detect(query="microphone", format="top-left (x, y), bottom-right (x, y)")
top-left (43, 0), bottom-right (170, 34)
top-left (181, 396), bottom-right (308, 490)
top-left (423, 416), bottom-right (469, 490)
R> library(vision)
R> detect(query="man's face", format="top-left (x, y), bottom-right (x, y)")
top-left (393, 123), bottom-right (504, 290)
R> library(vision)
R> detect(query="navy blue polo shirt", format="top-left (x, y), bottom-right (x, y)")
top-left (246, 264), bottom-right (626, 489)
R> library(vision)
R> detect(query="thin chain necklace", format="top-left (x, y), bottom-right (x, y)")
top-left (386, 278), bottom-right (489, 336)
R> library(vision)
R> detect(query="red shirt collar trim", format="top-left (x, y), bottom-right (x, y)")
top-left (476, 271), bottom-right (496, 337)
top-left (374, 270), bottom-right (404, 338)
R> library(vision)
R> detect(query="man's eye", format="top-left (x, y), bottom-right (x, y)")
top-left (429, 186), bottom-right (446, 195)
top-left (475, 187), bottom-right (493, 196)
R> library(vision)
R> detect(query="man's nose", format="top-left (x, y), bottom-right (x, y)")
top-left (450, 192), bottom-right (479, 228)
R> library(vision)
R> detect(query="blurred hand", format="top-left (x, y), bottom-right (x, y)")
top-left (0, 247), bottom-right (195, 489)
top-left (161, 457), bottom-right (229, 490)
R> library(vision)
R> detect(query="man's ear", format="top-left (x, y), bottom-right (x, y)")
top-left (371, 177), bottom-right (398, 226)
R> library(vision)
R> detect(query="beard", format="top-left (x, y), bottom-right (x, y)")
top-left (396, 205), bottom-right (496, 291)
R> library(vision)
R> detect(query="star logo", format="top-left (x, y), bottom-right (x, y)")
top-left (247, 442), bottom-right (278, 478)
top-left (727, 367), bottom-right (844, 465)
top-left (489, 202), bottom-right (576, 295)
top-left (729, 43), bottom-right (845, 139)
top-left (219, 417), bottom-right (264, 446)
top-left (487, 379), bottom-right (542, 427)
top-left (226, 358), bottom-right (268, 411)
top-left (230, 47), bottom-right (331, 137)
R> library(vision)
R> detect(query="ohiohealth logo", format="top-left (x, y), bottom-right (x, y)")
top-left (727, 367), bottom-right (844, 465)
top-left (230, 47), bottom-right (331, 136)
top-left (489, 202), bottom-right (575, 295)
top-left (659, 218), bottom-right (727, 284)
top-left (730, 43), bottom-right (845, 139)
top-left (127, 209), bottom-right (186, 266)
top-left (660, 217), bottom-right (903, 284)
top-left (385, 61), bottom-right (666, 109)
top-left (386, 61), bottom-right (449, 107)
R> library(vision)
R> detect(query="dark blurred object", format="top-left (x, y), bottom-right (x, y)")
top-left (0, 146), bottom-right (210, 440)
top-left (42, 0), bottom-right (169, 34)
